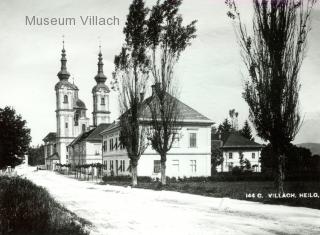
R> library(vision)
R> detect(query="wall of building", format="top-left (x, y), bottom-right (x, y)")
top-left (217, 149), bottom-right (261, 172)
top-left (101, 124), bottom-right (212, 177)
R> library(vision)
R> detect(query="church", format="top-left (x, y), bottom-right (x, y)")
top-left (43, 42), bottom-right (213, 177)
top-left (43, 42), bottom-right (111, 170)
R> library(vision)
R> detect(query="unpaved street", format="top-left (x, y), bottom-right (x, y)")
top-left (22, 170), bottom-right (320, 235)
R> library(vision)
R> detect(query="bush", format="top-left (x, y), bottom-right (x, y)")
top-left (0, 176), bottom-right (89, 235)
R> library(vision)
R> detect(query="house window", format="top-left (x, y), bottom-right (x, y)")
top-left (101, 97), bottom-right (105, 105)
top-left (94, 144), bottom-right (100, 155)
top-left (154, 160), bottom-right (161, 173)
top-left (252, 153), bottom-right (256, 159)
top-left (110, 160), bottom-right (114, 170)
top-left (228, 152), bottom-right (233, 159)
top-left (172, 134), bottom-right (180, 148)
top-left (110, 138), bottom-right (114, 151)
top-left (172, 160), bottom-right (179, 172)
top-left (65, 122), bottom-right (68, 129)
top-left (63, 95), bottom-right (68, 104)
top-left (189, 133), bottom-right (197, 148)
top-left (103, 141), bottom-right (107, 152)
top-left (82, 124), bottom-right (86, 132)
top-left (190, 160), bottom-right (197, 173)
top-left (228, 162), bottom-right (233, 171)
top-left (119, 160), bottom-right (126, 172)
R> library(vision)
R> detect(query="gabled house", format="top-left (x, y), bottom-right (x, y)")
top-left (68, 123), bottom-right (110, 165)
top-left (217, 133), bottom-right (263, 172)
top-left (100, 87), bottom-right (213, 178)
top-left (43, 132), bottom-right (59, 170)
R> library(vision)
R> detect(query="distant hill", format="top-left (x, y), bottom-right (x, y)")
top-left (297, 143), bottom-right (320, 156)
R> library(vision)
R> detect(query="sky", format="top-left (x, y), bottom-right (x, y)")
top-left (0, 0), bottom-right (319, 146)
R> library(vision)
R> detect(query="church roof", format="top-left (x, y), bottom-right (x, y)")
top-left (69, 123), bottom-right (111, 146)
top-left (43, 132), bottom-right (56, 142)
top-left (92, 83), bottom-right (110, 93)
top-left (74, 99), bottom-right (86, 109)
top-left (55, 80), bottom-right (79, 91)
top-left (222, 133), bottom-right (262, 149)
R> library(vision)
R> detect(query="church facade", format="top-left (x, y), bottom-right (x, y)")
top-left (43, 43), bottom-right (110, 168)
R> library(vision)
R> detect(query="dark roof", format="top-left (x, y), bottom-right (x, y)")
top-left (222, 133), bottom-right (262, 149)
top-left (142, 95), bottom-right (211, 121)
top-left (43, 132), bottom-right (56, 142)
top-left (74, 99), bottom-right (86, 109)
top-left (119, 93), bottom-right (212, 122)
top-left (212, 140), bottom-right (223, 149)
top-left (47, 152), bottom-right (59, 160)
top-left (92, 83), bottom-right (110, 93)
top-left (69, 123), bottom-right (111, 146)
top-left (55, 80), bottom-right (79, 91)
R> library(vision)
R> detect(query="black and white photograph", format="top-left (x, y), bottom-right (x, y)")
top-left (0, 0), bottom-right (320, 234)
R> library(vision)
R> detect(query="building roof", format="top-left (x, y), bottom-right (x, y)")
top-left (43, 132), bottom-right (56, 142)
top-left (92, 83), bottom-right (110, 93)
top-left (47, 152), bottom-right (59, 160)
top-left (69, 123), bottom-right (111, 146)
top-left (55, 80), bottom-right (79, 91)
top-left (74, 98), bottom-right (87, 109)
top-left (222, 133), bottom-right (262, 149)
top-left (140, 94), bottom-right (211, 122)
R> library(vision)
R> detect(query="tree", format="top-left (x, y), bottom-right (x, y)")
top-left (226, 0), bottom-right (317, 193)
top-left (211, 145), bottom-right (223, 173)
top-left (239, 120), bottom-right (254, 141)
top-left (229, 109), bottom-right (239, 130)
top-left (244, 159), bottom-right (251, 171)
top-left (28, 145), bottom-right (44, 166)
top-left (217, 118), bottom-right (233, 142)
top-left (113, 0), bottom-right (150, 186)
top-left (0, 106), bottom-right (31, 168)
top-left (146, 0), bottom-right (197, 185)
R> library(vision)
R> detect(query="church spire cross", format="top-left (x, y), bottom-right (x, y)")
top-left (57, 35), bottom-right (70, 81)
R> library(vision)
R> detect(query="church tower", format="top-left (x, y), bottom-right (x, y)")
top-left (92, 47), bottom-right (110, 126)
top-left (55, 41), bottom-right (78, 164)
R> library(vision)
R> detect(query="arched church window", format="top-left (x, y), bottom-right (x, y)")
top-left (101, 97), bottom-right (105, 105)
top-left (63, 95), bottom-right (68, 104)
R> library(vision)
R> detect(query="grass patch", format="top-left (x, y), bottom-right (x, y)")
top-left (102, 176), bottom-right (320, 210)
top-left (0, 176), bottom-right (90, 235)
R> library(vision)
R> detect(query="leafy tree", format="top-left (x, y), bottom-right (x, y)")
top-left (244, 159), bottom-right (251, 171)
top-left (28, 145), bottom-right (44, 166)
top-left (0, 106), bottom-right (31, 168)
top-left (229, 109), bottom-right (239, 130)
top-left (217, 118), bottom-right (233, 142)
top-left (226, 0), bottom-right (317, 193)
top-left (211, 142), bottom-right (223, 173)
top-left (239, 120), bottom-right (254, 141)
top-left (146, 0), bottom-right (197, 185)
top-left (113, 0), bottom-right (150, 186)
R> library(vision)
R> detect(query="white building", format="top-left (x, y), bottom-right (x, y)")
top-left (100, 91), bottom-right (213, 178)
top-left (68, 123), bottom-right (110, 165)
top-left (217, 133), bottom-right (263, 172)
top-left (43, 43), bottom-right (111, 166)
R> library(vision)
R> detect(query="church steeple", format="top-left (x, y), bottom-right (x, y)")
top-left (94, 45), bottom-right (107, 84)
top-left (57, 38), bottom-right (70, 81)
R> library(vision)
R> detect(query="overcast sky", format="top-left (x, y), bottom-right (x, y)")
top-left (0, 0), bottom-right (319, 145)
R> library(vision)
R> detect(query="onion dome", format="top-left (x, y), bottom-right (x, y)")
top-left (57, 41), bottom-right (70, 81)
top-left (94, 49), bottom-right (107, 84)
top-left (74, 99), bottom-right (87, 110)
